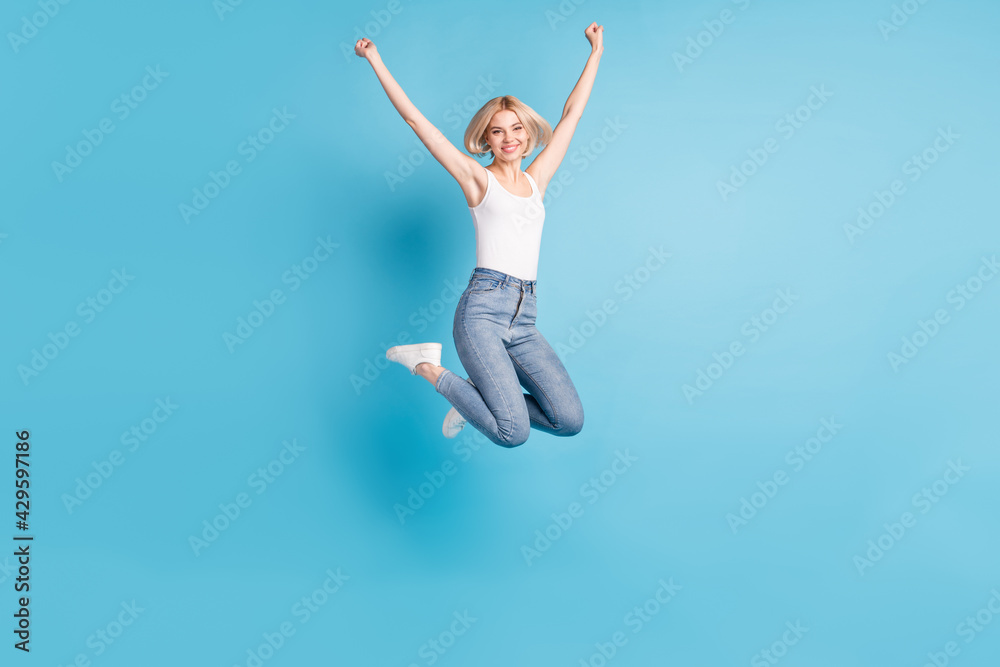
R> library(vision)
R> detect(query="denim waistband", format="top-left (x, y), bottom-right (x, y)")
top-left (470, 267), bottom-right (536, 294)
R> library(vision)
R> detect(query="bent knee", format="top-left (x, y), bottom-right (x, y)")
top-left (498, 433), bottom-right (529, 448)
top-left (557, 407), bottom-right (584, 437)
top-left (499, 426), bottom-right (530, 448)
top-left (497, 420), bottom-right (530, 448)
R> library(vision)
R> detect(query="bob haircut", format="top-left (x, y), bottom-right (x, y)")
top-left (464, 95), bottom-right (553, 159)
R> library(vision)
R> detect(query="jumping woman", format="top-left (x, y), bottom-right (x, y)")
top-left (355, 22), bottom-right (604, 447)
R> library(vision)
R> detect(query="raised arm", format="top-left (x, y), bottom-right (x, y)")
top-left (355, 39), bottom-right (481, 195)
top-left (526, 23), bottom-right (604, 195)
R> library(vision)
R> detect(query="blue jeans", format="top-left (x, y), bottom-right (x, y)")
top-left (434, 267), bottom-right (585, 447)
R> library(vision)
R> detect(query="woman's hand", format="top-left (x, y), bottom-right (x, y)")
top-left (584, 22), bottom-right (604, 53)
top-left (354, 37), bottom-right (378, 59)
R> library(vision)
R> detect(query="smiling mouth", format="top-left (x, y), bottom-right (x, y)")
top-left (501, 144), bottom-right (519, 153)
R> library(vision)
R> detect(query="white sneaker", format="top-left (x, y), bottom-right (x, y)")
top-left (386, 342), bottom-right (442, 375)
top-left (442, 379), bottom-right (475, 438)
top-left (443, 407), bottom-right (466, 438)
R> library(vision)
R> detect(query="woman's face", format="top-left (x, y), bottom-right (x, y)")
top-left (486, 110), bottom-right (527, 160)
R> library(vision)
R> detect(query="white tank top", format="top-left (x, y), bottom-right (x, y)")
top-left (468, 167), bottom-right (545, 281)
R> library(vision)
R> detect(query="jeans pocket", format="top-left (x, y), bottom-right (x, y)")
top-left (469, 277), bottom-right (501, 293)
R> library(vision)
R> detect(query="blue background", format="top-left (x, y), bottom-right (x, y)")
top-left (1, 0), bottom-right (998, 665)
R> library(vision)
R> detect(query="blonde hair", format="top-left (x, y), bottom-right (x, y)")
top-left (464, 95), bottom-right (553, 159)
